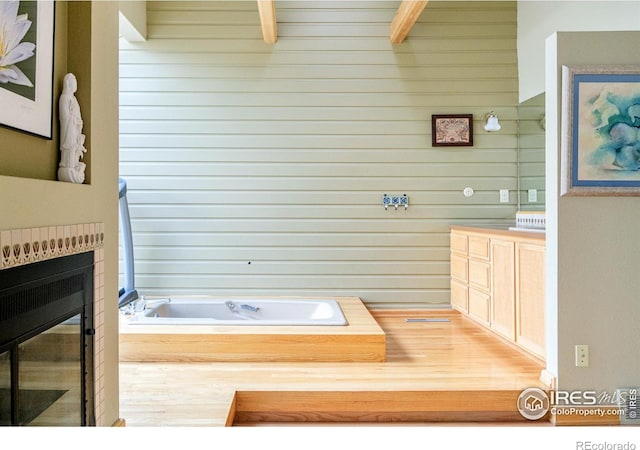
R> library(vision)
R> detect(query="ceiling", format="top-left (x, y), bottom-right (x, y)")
top-left (256, 0), bottom-right (429, 44)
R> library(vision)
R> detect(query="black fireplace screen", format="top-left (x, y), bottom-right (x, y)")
top-left (0, 252), bottom-right (94, 426)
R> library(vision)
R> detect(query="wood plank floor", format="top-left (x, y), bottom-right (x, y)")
top-left (119, 309), bottom-right (548, 426)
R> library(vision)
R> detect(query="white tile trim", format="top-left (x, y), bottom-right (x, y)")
top-left (0, 222), bottom-right (106, 426)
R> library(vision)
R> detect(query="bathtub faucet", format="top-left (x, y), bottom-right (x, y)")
top-left (225, 301), bottom-right (260, 313)
top-left (240, 303), bottom-right (260, 312)
top-left (135, 297), bottom-right (171, 312)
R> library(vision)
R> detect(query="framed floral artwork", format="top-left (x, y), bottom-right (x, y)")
top-left (0, 1), bottom-right (55, 139)
top-left (431, 114), bottom-right (473, 147)
top-left (561, 64), bottom-right (640, 196)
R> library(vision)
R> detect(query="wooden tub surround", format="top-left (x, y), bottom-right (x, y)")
top-left (119, 296), bottom-right (386, 363)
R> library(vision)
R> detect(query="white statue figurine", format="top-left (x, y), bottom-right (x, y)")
top-left (58, 73), bottom-right (87, 183)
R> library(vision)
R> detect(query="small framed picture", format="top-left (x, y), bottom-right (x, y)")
top-left (431, 114), bottom-right (473, 147)
top-left (561, 64), bottom-right (640, 196)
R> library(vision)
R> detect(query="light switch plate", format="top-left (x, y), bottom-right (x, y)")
top-left (575, 344), bottom-right (589, 367)
top-left (500, 189), bottom-right (509, 203)
top-left (528, 189), bottom-right (538, 203)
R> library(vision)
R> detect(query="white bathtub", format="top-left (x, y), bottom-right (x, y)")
top-left (127, 297), bottom-right (348, 326)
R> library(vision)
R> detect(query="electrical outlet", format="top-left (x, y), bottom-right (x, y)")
top-left (575, 344), bottom-right (589, 367)
top-left (528, 189), bottom-right (538, 203)
top-left (500, 189), bottom-right (509, 203)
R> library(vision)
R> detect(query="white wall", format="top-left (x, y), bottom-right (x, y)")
top-left (545, 31), bottom-right (640, 393)
top-left (119, 1), bottom-right (522, 308)
top-left (518, 1), bottom-right (640, 103)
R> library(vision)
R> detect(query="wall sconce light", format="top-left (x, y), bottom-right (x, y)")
top-left (539, 113), bottom-right (546, 130)
top-left (483, 111), bottom-right (501, 132)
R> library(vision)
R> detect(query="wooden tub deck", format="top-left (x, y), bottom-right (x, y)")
top-left (119, 297), bottom-right (385, 362)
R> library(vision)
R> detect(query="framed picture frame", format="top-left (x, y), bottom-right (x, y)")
top-left (0, 1), bottom-right (55, 139)
top-left (431, 114), bottom-right (473, 147)
top-left (561, 64), bottom-right (640, 196)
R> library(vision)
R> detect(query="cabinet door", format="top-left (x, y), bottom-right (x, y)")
top-left (468, 259), bottom-right (490, 291)
top-left (451, 279), bottom-right (468, 312)
top-left (469, 288), bottom-right (490, 325)
top-left (491, 239), bottom-right (515, 340)
top-left (516, 243), bottom-right (546, 359)
top-left (450, 254), bottom-right (468, 283)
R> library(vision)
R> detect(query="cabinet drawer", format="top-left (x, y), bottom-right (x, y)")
top-left (451, 279), bottom-right (468, 312)
top-left (450, 232), bottom-right (468, 255)
top-left (469, 235), bottom-right (490, 260)
top-left (450, 254), bottom-right (468, 282)
top-left (469, 288), bottom-right (490, 325)
top-left (468, 259), bottom-right (490, 291)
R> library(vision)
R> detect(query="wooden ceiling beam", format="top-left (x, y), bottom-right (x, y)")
top-left (390, 0), bottom-right (428, 44)
top-left (257, 0), bottom-right (277, 44)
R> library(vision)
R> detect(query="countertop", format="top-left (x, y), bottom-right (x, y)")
top-left (450, 225), bottom-right (546, 242)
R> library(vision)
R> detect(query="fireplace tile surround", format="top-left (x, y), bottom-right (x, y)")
top-left (0, 223), bottom-right (106, 426)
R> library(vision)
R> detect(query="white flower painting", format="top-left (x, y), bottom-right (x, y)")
top-left (0, 0), bottom-right (54, 138)
top-left (0, 0), bottom-right (36, 87)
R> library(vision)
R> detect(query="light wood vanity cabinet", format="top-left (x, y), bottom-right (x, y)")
top-left (450, 227), bottom-right (545, 361)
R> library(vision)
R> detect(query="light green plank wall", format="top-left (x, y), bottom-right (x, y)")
top-left (119, 1), bottom-right (520, 308)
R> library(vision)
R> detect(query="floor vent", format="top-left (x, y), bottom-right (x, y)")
top-left (616, 387), bottom-right (639, 425)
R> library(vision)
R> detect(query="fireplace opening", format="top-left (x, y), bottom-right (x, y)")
top-left (0, 252), bottom-right (94, 426)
